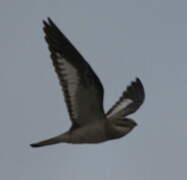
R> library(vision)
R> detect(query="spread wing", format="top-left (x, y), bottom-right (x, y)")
top-left (106, 78), bottom-right (145, 120)
top-left (43, 18), bottom-right (104, 127)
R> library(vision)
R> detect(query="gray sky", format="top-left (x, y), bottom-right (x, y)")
top-left (0, 0), bottom-right (187, 179)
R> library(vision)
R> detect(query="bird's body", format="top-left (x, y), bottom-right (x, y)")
top-left (65, 120), bottom-right (108, 144)
top-left (30, 18), bottom-right (145, 148)
top-left (32, 117), bottom-right (136, 146)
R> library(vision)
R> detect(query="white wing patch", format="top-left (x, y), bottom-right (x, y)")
top-left (56, 53), bottom-right (80, 120)
top-left (107, 99), bottom-right (133, 118)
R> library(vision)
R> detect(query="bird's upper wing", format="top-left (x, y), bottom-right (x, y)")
top-left (106, 78), bottom-right (145, 120)
top-left (43, 18), bottom-right (104, 127)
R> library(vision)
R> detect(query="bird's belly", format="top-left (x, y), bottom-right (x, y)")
top-left (69, 123), bottom-right (107, 144)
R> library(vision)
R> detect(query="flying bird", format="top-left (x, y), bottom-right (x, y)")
top-left (30, 18), bottom-right (145, 147)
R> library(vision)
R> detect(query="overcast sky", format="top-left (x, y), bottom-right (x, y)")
top-left (0, 0), bottom-right (187, 180)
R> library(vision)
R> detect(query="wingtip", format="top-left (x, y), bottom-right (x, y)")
top-left (134, 77), bottom-right (144, 89)
top-left (42, 17), bottom-right (53, 25)
top-left (135, 77), bottom-right (145, 101)
top-left (47, 17), bottom-right (53, 24)
top-left (42, 19), bottom-right (49, 28)
top-left (135, 77), bottom-right (141, 83)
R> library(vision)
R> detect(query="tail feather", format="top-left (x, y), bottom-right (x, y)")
top-left (30, 135), bottom-right (63, 148)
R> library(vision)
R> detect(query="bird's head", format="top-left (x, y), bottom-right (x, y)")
top-left (112, 118), bottom-right (137, 137)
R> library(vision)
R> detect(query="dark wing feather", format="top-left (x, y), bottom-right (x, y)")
top-left (106, 78), bottom-right (145, 119)
top-left (43, 18), bottom-right (104, 126)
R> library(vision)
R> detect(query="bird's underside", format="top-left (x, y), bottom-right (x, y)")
top-left (30, 18), bottom-right (145, 148)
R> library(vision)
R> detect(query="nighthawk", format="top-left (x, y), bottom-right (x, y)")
top-left (30, 18), bottom-right (145, 147)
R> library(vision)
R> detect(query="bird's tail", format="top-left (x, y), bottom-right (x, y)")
top-left (30, 135), bottom-right (64, 148)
